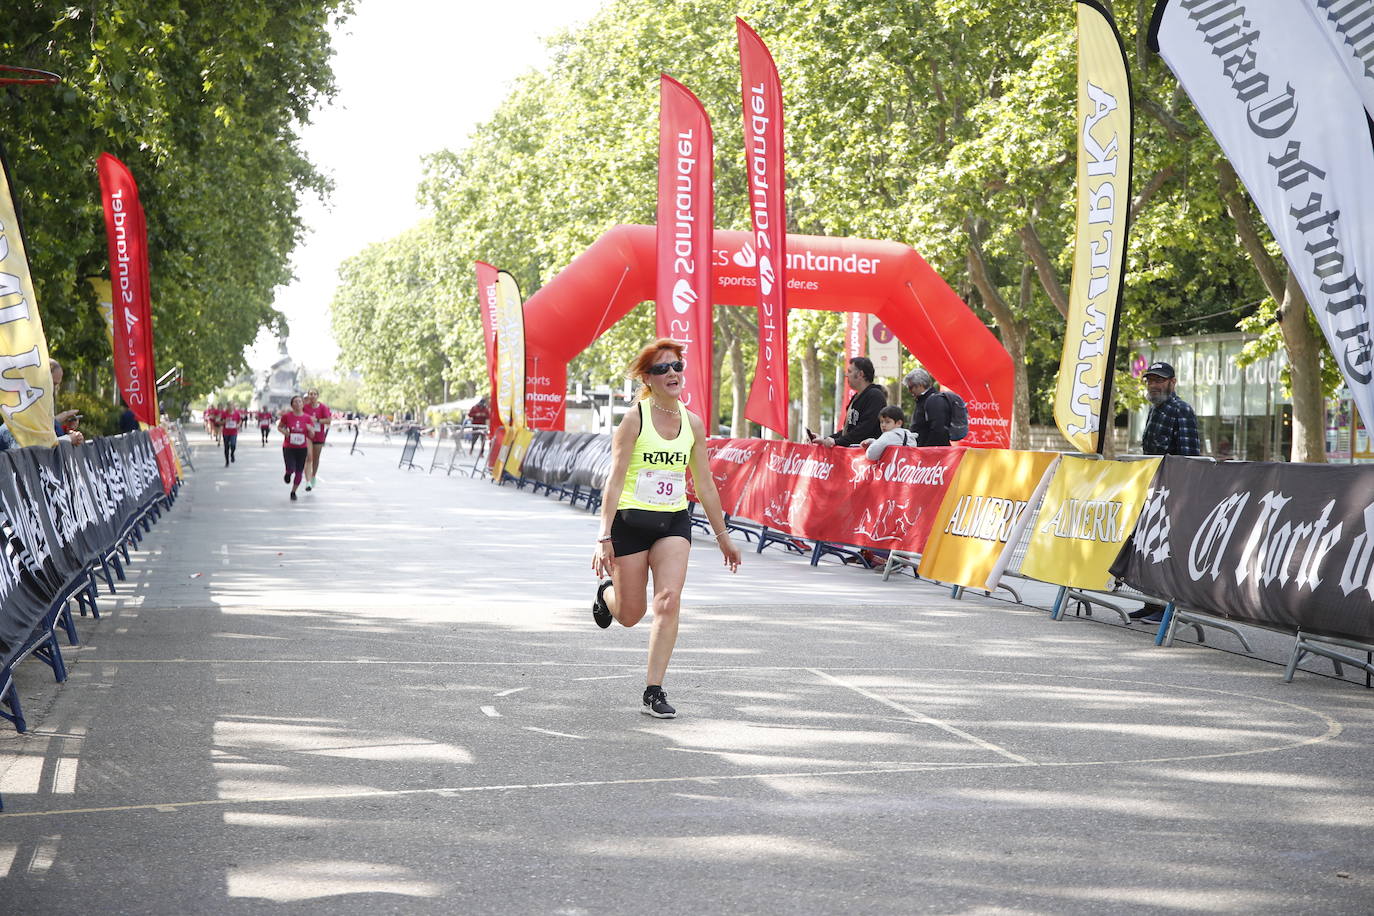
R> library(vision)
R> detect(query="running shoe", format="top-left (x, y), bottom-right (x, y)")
top-left (305, 484), bottom-right (312, 492)
top-left (592, 578), bottom-right (613, 629)
top-left (290, 491), bottom-right (298, 501)
top-left (283, 472), bottom-right (291, 484)
top-left (310, 477), bottom-right (318, 487)
top-left (641, 688), bottom-right (676, 719)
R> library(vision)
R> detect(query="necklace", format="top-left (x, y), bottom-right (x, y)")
top-left (651, 401), bottom-right (681, 416)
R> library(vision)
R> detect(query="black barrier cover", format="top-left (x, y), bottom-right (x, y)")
top-left (0, 433), bottom-right (163, 666)
top-left (567, 434), bottom-right (612, 490)
top-left (1111, 457), bottom-right (1374, 643)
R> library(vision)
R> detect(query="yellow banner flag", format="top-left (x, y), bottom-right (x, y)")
top-left (90, 277), bottom-right (116, 355)
top-left (1054, 0), bottom-right (1133, 454)
top-left (0, 148), bottom-right (57, 447)
top-left (918, 449), bottom-right (1058, 589)
top-left (1019, 455), bottom-right (1160, 590)
top-left (495, 270), bottom-right (526, 431)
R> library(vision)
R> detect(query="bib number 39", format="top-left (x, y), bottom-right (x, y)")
top-left (635, 469), bottom-right (685, 506)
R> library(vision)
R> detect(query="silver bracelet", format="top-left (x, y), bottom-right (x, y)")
top-left (714, 530), bottom-right (729, 539)
top-left (597, 535), bottom-right (613, 543)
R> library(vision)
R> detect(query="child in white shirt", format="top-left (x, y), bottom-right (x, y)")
top-left (862, 406), bottom-right (914, 460)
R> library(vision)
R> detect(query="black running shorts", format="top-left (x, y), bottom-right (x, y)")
top-left (610, 508), bottom-right (692, 557)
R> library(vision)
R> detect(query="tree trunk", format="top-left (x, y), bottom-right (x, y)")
top-left (1217, 159), bottom-right (1326, 462)
top-left (1279, 274), bottom-right (1327, 463)
top-left (728, 333), bottom-right (747, 437)
top-left (801, 341), bottom-right (821, 440)
top-left (965, 217), bottom-right (1030, 449)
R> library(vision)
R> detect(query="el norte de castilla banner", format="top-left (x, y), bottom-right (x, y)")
top-left (1149, 0), bottom-right (1374, 430)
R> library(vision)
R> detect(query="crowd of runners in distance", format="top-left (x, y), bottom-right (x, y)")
top-left (201, 390), bottom-right (334, 500)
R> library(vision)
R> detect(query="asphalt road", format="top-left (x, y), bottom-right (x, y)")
top-left (1, 429), bottom-right (1371, 914)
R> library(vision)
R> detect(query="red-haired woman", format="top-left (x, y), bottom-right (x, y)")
top-left (592, 338), bottom-right (741, 718)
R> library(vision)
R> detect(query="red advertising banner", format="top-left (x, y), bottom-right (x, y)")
top-left (96, 153), bottom-right (159, 427)
top-left (656, 75), bottom-right (715, 426)
top-left (700, 438), bottom-right (964, 552)
top-left (737, 18), bottom-right (789, 438)
top-left (148, 426), bottom-right (177, 494)
top-left (474, 261), bottom-right (504, 430)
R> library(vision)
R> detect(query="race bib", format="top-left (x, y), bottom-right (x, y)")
top-left (289, 432), bottom-right (306, 446)
top-left (634, 469), bottom-right (685, 506)
top-left (225, 420), bottom-right (238, 430)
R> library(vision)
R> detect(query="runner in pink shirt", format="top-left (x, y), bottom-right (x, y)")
top-left (221, 405), bottom-right (243, 466)
top-left (257, 408), bottom-right (273, 446)
top-left (302, 388), bottom-right (332, 491)
top-left (278, 395), bottom-right (316, 501)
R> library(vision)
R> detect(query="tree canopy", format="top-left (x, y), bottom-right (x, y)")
top-left (2, 0), bottom-right (352, 403)
top-left (332, 0), bottom-right (1334, 455)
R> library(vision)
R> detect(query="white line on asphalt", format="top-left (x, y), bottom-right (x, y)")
top-left (807, 667), bottom-right (1037, 766)
top-left (480, 706), bottom-right (501, 717)
top-left (573, 674), bottom-right (636, 681)
top-left (522, 726), bottom-right (586, 740)
top-left (494, 687), bottom-right (528, 697)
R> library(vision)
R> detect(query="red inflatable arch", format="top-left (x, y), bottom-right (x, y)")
top-left (520, 224), bottom-right (1012, 447)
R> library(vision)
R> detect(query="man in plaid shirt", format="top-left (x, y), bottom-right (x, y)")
top-left (1130, 361), bottom-right (1200, 623)
top-left (1140, 361), bottom-right (1200, 457)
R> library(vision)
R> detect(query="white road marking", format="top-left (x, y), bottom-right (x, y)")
top-left (522, 726), bottom-right (585, 740)
top-left (480, 706), bottom-right (501, 718)
top-left (494, 687), bottom-right (528, 697)
top-left (808, 668), bottom-right (1037, 766)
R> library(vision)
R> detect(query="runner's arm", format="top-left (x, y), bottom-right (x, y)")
top-left (686, 413), bottom-right (740, 572)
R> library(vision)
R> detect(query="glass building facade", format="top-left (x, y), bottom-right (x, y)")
top-left (1126, 333), bottom-right (1290, 462)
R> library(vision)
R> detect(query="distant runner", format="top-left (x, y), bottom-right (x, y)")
top-left (258, 408), bottom-right (273, 446)
top-left (302, 389), bottom-right (331, 491)
top-left (221, 404), bottom-right (242, 466)
top-left (278, 395), bottom-right (316, 501)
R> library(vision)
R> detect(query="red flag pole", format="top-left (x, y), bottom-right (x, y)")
top-left (655, 74), bottom-right (715, 427)
top-left (96, 153), bottom-right (159, 427)
top-left (737, 18), bottom-right (790, 438)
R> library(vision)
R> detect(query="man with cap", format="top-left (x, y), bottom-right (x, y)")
top-left (1130, 360), bottom-right (1199, 622)
top-left (1139, 361), bottom-right (1199, 458)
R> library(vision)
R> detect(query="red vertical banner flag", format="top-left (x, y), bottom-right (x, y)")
top-left (842, 311), bottom-right (866, 427)
top-left (655, 74), bottom-right (715, 426)
top-left (96, 153), bottom-right (159, 427)
top-left (737, 17), bottom-right (789, 438)
top-left (473, 261), bottom-right (504, 430)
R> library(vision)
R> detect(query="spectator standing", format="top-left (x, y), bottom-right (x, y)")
top-left (1139, 361), bottom-right (1200, 457)
top-left (48, 359), bottom-right (85, 446)
top-left (118, 399), bottom-right (140, 434)
top-left (466, 398), bottom-right (491, 454)
top-left (1131, 361), bottom-right (1200, 623)
top-left (812, 357), bottom-right (886, 448)
top-left (904, 368), bottom-right (952, 447)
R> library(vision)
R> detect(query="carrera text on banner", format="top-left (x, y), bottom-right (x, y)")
top-left (1056, 0), bottom-right (1134, 454)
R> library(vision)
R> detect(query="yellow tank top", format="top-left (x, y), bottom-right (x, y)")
top-left (617, 399), bottom-right (694, 512)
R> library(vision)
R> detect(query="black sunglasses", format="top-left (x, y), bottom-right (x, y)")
top-left (648, 360), bottom-right (685, 376)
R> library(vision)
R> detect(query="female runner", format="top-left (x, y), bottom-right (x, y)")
top-left (277, 395), bottom-right (316, 501)
top-left (591, 338), bottom-right (740, 718)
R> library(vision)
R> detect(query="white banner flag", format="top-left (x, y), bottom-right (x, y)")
top-left (1303, 0), bottom-right (1374, 120)
top-left (1150, 0), bottom-right (1374, 429)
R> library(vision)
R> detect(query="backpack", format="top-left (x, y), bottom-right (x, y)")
top-left (939, 390), bottom-right (969, 441)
